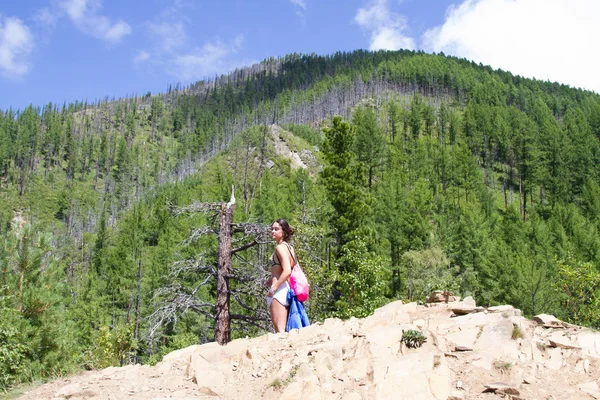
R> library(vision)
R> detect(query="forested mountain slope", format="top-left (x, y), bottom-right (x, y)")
top-left (2, 49), bottom-right (600, 392)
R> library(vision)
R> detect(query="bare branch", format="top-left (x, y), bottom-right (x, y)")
top-left (146, 286), bottom-right (215, 345)
top-left (175, 201), bottom-right (222, 215)
top-left (232, 239), bottom-right (258, 254)
top-left (232, 223), bottom-right (270, 242)
top-left (230, 290), bottom-right (263, 311)
top-left (230, 313), bottom-right (269, 323)
top-left (171, 258), bottom-right (217, 277)
top-left (184, 226), bottom-right (217, 245)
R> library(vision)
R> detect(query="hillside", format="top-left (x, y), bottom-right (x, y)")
top-left (16, 296), bottom-right (600, 400)
top-left (2, 49), bottom-right (600, 391)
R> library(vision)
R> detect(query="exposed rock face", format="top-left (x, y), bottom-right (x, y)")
top-left (270, 124), bottom-right (309, 171)
top-left (18, 298), bottom-right (600, 399)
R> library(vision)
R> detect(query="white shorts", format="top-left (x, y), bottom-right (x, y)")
top-left (266, 282), bottom-right (290, 307)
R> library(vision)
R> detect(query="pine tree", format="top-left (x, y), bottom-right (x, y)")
top-left (320, 116), bottom-right (371, 250)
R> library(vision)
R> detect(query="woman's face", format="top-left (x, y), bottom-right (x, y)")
top-left (271, 222), bottom-right (284, 242)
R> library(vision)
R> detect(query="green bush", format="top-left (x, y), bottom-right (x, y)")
top-left (0, 321), bottom-right (29, 389)
top-left (334, 239), bottom-right (390, 319)
top-left (401, 329), bottom-right (427, 349)
top-left (85, 323), bottom-right (138, 369)
top-left (554, 256), bottom-right (600, 329)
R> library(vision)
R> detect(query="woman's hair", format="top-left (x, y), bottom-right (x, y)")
top-left (275, 219), bottom-right (295, 241)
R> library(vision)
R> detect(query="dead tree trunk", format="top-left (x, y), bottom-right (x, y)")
top-left (148, 186), bottom-right (271, 350)
top-left (215, 190), bottom-right (236, 345)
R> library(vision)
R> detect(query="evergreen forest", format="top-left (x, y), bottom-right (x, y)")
top-left (2, 49), bottom-right (600, 391)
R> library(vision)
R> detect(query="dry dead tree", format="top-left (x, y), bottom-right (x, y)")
top-left (147, 186), bottom-right (271, 347)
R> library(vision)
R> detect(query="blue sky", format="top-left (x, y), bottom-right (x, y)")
top-left (1, 0), bottom-right (599, 111)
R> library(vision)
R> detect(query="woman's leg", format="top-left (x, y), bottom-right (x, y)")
top-left (270, 300), bottom-right (289, 333)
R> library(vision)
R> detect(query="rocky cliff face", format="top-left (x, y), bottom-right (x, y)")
top-left (19, 297), bottom-right (600, 399)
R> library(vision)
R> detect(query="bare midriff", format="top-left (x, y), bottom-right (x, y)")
top-left (271, 264), bottom-right (284, 282)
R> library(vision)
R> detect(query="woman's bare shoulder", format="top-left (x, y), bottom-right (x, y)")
top-left (275, 243), bottom-right (289, 253)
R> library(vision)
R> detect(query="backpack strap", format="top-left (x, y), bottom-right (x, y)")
top-left (283, 242), bottom-right (297, 267)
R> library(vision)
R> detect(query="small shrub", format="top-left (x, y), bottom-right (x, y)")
top-left (401, 329), bottom-right (427, 349)
top-left (511, 325), bottom-right (525, 340)
top-left (268, 378), bottom-right (283, 390)
top-left (268, 365), bottom-right (300, 391)
top-left (476, 325), bottom-right (484, 339)
top-left (493, 360), bottom-right (512, 373)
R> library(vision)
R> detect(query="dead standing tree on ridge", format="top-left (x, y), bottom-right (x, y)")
top-left (147, 187), bottom-right (272, 346)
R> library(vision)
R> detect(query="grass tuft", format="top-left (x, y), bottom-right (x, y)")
top-left (511, 325), bottom-right (525, 340)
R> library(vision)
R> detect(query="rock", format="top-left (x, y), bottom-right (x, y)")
top-left (474, 319), bottom-right (515, 352)
top-left (532, 314), bottom-right (563, 328)
top-left (427, 291), bottom-right (454, 303)
top-left (448, 391), bottom-right (465, 400)
top-left (446, 326), bottom-right (480, 349)
top-left (484, 382), bottom-right (520, 395)
top-left (584, 358), bottom-right (591, 373)
top-left (372, 352), bottom-right (443, 400)
top-left (18, 296), bottom-right (600, 400)
top-left (187, 351), bottom-right (224, 396)
top-left (576, 331), bottom-right (600, 358)
top-left (579, 381), bottom-right (600, 399)
top-left (498, 387), bottom-right (521, 396)
top-left (547, 347), bottom-right (563, 370)
top-left (55, 383), bottom-right (98, 399)
top-left (454, 345), bottom-right (473, 352)
top-left (451, 306), bottom-right (478, 316)
top-left (373, 300), bottom-right (411, 324)
top-left (548, 337), bottom-right (581, 350)
top-left (471, 354), bottom-right (494, 371)
top-left (299, 149), bottom-right (318, 168)
top-left (462, 296), bottom-right (476, 307)
top-left (429, 370), bottom-right (451, 400)
top-left (522, 375), bottom-right (535, 384)
top-left (487, 305), bottom-right (516, 315)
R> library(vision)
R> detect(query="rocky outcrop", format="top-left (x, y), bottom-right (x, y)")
top-left (270, 124), bottom-right (308, 171)
top-left (18, 298), bottom-right (600, 399)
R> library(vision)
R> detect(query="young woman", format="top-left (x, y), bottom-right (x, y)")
top-left (266, 219), bottom-right (297, 332)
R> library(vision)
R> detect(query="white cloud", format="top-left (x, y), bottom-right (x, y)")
top-left (354, 0), bottom-right (416, 51)
top-left (133, 50), bottom-right (150, 66)
top-left (0, 16), bottom-right (34, 78)
top-left (59, 0), bottom-right (132, 43)
top-left (148, 22), bottom-right (186, 52)
top-left (422, 0), bottom-right (600, 93)
top-left (290, 0), bottom-right (307, 10)
top-left (169, 35), bottom-right (247, 82)
top-left (33, 8), bottom-right (60, 28)
top-left (142, 3), bottom-right (250, 82)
